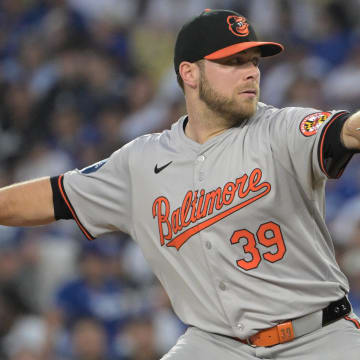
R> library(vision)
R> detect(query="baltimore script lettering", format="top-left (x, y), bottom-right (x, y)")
top-left (152, 168), bottom-right (271, 250)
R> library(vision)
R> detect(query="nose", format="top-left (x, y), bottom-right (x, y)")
top-left (244, 62), bottom-right (260, 82)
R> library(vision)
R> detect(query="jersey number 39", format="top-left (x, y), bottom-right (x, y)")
top-left (230, 221), bottom-right (286, 271)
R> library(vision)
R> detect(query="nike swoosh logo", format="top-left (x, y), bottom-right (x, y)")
top-left (154, 161), bottom-right (173, 174)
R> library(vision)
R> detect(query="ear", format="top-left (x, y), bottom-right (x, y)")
top-left (179, 61), bottom-right (200, 89)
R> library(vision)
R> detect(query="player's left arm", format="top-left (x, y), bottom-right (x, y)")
top-left (341, 111), bottom-right (360, 150)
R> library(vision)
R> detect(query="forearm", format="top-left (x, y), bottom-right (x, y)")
top-left (0, 177), bottom-right (56, 226)
top-left (341, 111), bottom-right (360, 150)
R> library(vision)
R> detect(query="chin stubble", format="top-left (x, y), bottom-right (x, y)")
top-left (198, 71), bottom-right (258, 127)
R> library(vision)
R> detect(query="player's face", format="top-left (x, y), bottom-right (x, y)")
top-left (198, 48), bottom-right (261, 126)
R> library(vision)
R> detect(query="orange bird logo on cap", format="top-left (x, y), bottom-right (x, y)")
top-left (227, 15), bottom-right (249, 37)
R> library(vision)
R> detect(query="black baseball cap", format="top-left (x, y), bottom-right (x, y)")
top-left (174, 9), bottom-right (284, 74)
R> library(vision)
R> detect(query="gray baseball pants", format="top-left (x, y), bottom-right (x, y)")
top-left (162, 313), bottom-right (360, 360)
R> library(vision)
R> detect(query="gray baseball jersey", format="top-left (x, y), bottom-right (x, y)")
top-left (61, 102), bottom-right (350, 339)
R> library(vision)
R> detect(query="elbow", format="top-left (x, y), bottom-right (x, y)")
top-left (341, 113), bottom-right (360, 151)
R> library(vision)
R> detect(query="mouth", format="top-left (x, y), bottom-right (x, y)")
top-left (240, 89), bottom-right (258, 96)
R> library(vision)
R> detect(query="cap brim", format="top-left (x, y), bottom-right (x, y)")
top-left (204, 41), bottom-right (284, 60)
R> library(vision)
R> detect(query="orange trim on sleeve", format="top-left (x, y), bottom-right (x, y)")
top-left (58, 175), bottom-right (94, 240)
top-left (345, 315), bottom-right (360, 329)
top-left (318, 112), bottom-right (347, 178)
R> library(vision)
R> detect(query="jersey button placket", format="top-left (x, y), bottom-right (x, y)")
top-left (195, 153), bottom-right (218, 297)
top-left (219, 281), bottom-right (226, 291)
top-left (236, 322), bottom-right (244, 331)
top-left (199, 171), bottom-right (205, 182)
top-left (194, 153), bottom-right (208, 251)
top-left (196, 155), bottom-right (205, 182)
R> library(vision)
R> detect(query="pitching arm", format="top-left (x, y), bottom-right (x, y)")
top-left (0, 177), bottom-right (56, 226)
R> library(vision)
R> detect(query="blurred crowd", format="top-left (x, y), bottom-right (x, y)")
top-left (1, 0), bottom-right (360, 359)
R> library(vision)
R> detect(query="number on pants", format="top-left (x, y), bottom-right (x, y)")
top-left (230, 221), bottom-right (286, 271)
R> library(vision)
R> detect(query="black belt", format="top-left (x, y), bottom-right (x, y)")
top-left (322, 296), bottom-right (351, 326)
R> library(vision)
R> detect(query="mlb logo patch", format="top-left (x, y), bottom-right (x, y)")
top-left (300, 112), bottom-right (331, 137)
top-left (81, 159), bottom-right (108, 174)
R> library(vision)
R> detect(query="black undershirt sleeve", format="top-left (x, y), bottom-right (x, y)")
top-left (318, 112), bottom-right (360, 179)
top-left (50, 176), bottom-right (73, 220)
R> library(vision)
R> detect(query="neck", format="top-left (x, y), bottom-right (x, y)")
top-left (184, 98), bottom-right (230, 144)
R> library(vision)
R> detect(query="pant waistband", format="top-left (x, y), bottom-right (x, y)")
top-left (234, 296), bottom-right (351, 348)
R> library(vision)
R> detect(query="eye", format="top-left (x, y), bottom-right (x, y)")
top-left (223, 56), bottom-right (260, 67)
top-left (227, 57), bottom-right (245, 65)
top-left (252, 57), bottom-right (260, 67)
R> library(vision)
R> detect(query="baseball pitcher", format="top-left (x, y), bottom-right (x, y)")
top-left (1, 9), bottom-right (360, 359)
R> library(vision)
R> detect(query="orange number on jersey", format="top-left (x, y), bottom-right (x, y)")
top-left (230, 221), bottom-right (286, 271)
top-left (230, 229), bottom-right (261, 270)
top-left (257, 221), bottom-right (286, 263)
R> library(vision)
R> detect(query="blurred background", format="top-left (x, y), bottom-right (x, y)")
top-left (0, 0), bottom-right (360, 359)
